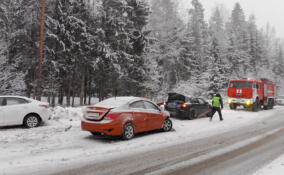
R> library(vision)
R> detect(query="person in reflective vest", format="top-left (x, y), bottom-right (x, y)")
top-left (210, 93), bottom-right (224, 121)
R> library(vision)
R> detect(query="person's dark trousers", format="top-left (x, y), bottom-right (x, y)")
top-left (210, 107), bottom-right (223, 121)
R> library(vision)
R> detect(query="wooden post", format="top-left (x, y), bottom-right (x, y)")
top-left (36, 0), bottom-right (46, 101)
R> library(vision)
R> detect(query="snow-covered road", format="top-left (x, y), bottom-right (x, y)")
top-left (1, 106), bottom-right (284, 175)
top-left (253, 154), bottom-right (284, 175)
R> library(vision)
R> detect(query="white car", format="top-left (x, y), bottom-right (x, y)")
top-left (0, 96), bottom-right (50, 128)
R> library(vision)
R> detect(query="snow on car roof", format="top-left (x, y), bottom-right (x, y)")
top-left (0, 95), bottom-right (26, 98)
top-left (0, 96), bottom-right (31, 100)
top-left (95, 96), bottom-right (138, 108)
top-left (0, 96), bottom-right (42, 103)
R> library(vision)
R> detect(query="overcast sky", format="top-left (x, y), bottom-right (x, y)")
top-left (179, 0), bottom-right (284, 38)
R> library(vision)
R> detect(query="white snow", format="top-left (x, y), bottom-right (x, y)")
top-left (1, 106), bottom-right (284, 175)
top-left (253, 154), bottom-right (284, 175)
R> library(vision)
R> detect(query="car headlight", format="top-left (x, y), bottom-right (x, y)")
top-left (246, 100), bottom-right (253, 105)
top-left (227, 99), bottom-right (232, 104)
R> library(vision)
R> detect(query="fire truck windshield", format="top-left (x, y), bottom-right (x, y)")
top-left (229, 81), bottom-right (252, 88)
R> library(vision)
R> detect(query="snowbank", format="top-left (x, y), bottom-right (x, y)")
top-left (49, 106), bottom-right (83, 121)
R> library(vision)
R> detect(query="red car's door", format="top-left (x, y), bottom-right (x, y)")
top-left (129, 101), bottom-right (148, 133)
top-left (143, 101), bottom-right (163, 130)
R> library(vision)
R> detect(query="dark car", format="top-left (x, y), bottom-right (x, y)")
top-left (164, 93), bottom-right (212, 120)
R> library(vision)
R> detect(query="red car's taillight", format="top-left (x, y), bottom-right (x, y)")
top-left (104, 113), bottom-right (121, 120)
top-left (87, 106), bottom-right (96, 110)
top-left (40, 104), bottom-right (49, 108)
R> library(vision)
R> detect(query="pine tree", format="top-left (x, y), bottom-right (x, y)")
top-left (181, 0), bottom-right (209, 81)
top-left (207, 7), bottom-right (229, 95)
top-left (226, 3), bottom-right (251, 78)
top-left (247, 15), bottom-right (261, 73)
top-left (149, 0), bottom-right (182, 39)
top-left (147, 0), bottom-right (184, 94)
top-left (44, 0), bottom-right (98, 105)
top-left (207, 37), bottom-right (229, 95)
top-left (209, 7), bottom-right (227, 50)
top-left (0, 0), bottom-right (39, 95)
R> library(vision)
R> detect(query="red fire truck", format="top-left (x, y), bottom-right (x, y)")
top-left (227, 78), bottom-right (276, 111)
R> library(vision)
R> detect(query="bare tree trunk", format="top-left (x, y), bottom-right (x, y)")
top-left (47, 93), bottom-right (51, 104)
top-left (58, 85), bottom-right (64, 105)
top-left (26, 72), bottom-right (33, 98)
top-left (33, 68), bottom-right (37, 99)
top-left (26, 86), bottom-right (31, 98)
top-left (72, 94), bottom-right (75, 107)
top-left (6, 0), bottom-right (14, 63)
top-left (88, 72), bottom-right (92, 105)
top-left (66, 76), bottom-right (72, 107)
top-left (71, 73), bottom-right (75, 107)
top-left (99, 83), bottom-right (103, 102)
top-left (84, 67), bottom-right (88, 105)
top-left (88, 93), bottom-right (91, 105)
top-left (36, 0), bottom-right (46, 101)
top-left (51, 93), bottom-right (55, 107)
top-left (80, 63), bottom-right (86, 106)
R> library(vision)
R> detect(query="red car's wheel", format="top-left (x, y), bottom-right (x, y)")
top-left (122, 123), bottom-right (135, 140)
top-left (162, 118), bottom-right (172, 132)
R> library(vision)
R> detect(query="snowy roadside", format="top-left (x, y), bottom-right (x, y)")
top-left (253, 154), bottom-right (284, 175)
top-left (1, 106), bottom-right (284, 175)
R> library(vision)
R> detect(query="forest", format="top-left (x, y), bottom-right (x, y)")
top-left (0, 0), bottom-right (283, 106)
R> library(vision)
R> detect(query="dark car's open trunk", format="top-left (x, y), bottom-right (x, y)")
top-left (167, 93), bottom-right (186, 102)
top-left (166, 93), bottom-right (188, 112)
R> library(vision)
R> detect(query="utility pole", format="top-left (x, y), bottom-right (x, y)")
top-left (36, 0), bottom-right (46, 101)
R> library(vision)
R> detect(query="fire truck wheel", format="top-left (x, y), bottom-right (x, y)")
top-left (257, 98), bottom-right (261, 109)
top-left (189, 111), bottom-right (197, 120)
top-left (269, 99), bottom-right (274, 109)
top-left (252, 98), bottom-right (260, 112)
top-left (252, 103), bottom-right (257, 111)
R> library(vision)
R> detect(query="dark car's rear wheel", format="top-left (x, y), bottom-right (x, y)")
top-left (162, 118), bottom-right (172, 132)
top-left (189, 111), bottom-right (197, 120)
top-left (122, 123), bottom-right (135, 140)
top-left (206, 111), bottom-right (212, 118)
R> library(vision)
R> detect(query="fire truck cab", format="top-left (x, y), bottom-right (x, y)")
top-left (227, 78), bottom-right (276, 111)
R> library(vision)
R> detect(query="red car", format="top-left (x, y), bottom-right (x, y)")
top-left (81, 97), bottom-right (172, 140)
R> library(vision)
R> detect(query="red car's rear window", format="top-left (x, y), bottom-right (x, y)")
top-left (95, 97), bottom-right (136, 109)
